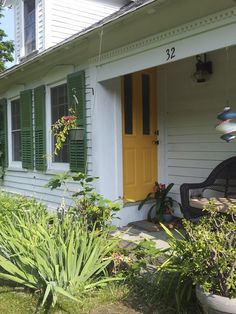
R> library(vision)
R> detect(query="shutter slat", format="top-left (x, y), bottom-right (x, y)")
top-left (20, 90), bottom-right (33, 170)
top-left (0, 98), bottom-right (8, 167)
top-left (34, 85), bottom-right (47, 171)
top-left (67, 71), bottom-right (86, 173)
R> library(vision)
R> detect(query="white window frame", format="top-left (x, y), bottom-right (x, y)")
top-left (21, 0), bottom-right (39, 58)
top-left (7, 97), bottom-right (22, 169)
top-left (46, 80), bottom-right (69, 172)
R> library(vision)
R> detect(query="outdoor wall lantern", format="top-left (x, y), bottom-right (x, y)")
top-left (69, 127), bottom-right (85, 141)
top-left (193, 54), bottom-right (212, 83)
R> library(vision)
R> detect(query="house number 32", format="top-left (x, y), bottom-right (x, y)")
top-left (166, 47), bottom-right (176, 61)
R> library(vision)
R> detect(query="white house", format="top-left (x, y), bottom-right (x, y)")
top-left (1, 0), bottom-right (236, 226)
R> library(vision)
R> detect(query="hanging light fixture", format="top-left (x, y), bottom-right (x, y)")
top-left (193, 54), bottom-right (213, 83)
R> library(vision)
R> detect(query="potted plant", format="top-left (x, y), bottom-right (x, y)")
top-left (138, 182), bottom-right (175, 223)
top-left (159, 202), bottom-right (236, 314)
top-left (51, 109), bottom-right (77, 156)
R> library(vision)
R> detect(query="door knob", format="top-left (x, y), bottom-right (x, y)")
top-left (152, 140), bottom-right (159, 145)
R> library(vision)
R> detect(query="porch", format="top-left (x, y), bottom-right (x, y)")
top-left (93, 45), bottom-right (236, 227)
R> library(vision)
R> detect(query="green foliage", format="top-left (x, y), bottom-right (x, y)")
top-left (0, 148), bottom-right (4, 179)
top-left (0, 6), bottom-right (14, 72)
top-left (138, 182), bottom-right (175, 222)
top-left (0, 192), bottom-right (47, 222)
top-left (0, 193), bottom-right (121, 307)
top-left (158, 202), bottom-right (236, 304)
top-left (51, 108), bottom-right (76, 156)
top-left (46, 172), bottom-right (120, 230)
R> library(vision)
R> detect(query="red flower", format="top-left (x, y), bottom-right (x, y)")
top-left (160, 184), bottom-right (166, 191)
top-left (63, 115), bottom-right (76, 121)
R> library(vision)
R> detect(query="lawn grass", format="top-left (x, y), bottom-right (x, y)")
top-left (0, 277), bottom-right (202, 313)
top-left (0, 283), bottom-right (129, 314)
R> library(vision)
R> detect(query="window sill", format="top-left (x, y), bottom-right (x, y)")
top-left (7, 167), bottom-right (28, 173)
top-left (47, 162), bottom-right (69, 173)
top-left (19, 49), bottom-right (39, 62)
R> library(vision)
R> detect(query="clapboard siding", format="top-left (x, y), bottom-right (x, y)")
top-left (49, 0), bottom-right (122, 45)
top-left (37, 0), bottom-right (44, 51)
top-left (2, 69), bottom-right (93, 209)
top-left (14, 0), bottom-right (22, 63)
top-left (14, 0), bottom-right (123, 62)
top-left (161, 47), bottom-right (236, 202)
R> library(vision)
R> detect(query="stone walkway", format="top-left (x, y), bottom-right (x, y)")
top-left (112, 219), bottom-right (185, 250)
top-left (115, 226), bottom-right (170, 250)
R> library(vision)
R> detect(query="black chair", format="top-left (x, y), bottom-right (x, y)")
top-left (180, 156), bottom-right (236, 219)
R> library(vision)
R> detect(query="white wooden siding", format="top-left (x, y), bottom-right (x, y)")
top-left (14, 0), bottom-right (123, 62)
top-left (14, 0), bottom-right (22, 63)
top-left (159, 47), bottom-right (236, 201)
top-left (37, 0), bottom-right (44, 52)
top-left (2, 69), bottom-right (93, 209)
top-left (49, 0), bottom-right (122, 46)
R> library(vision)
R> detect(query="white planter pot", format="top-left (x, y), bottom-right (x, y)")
top-left (196, 285), bottom-right (236, 314)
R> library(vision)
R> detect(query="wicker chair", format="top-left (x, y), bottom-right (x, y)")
top-left (180, 156), bottom-right (236, 219)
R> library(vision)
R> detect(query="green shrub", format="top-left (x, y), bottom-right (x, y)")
top-left (158, 202), bottom-right (236, 308)
top-left (0, 192), bottom-right (48, 223)
top-left (0, 196), bottom-right (120, 307)
top-left (46, 172), bottom-right (120, 230)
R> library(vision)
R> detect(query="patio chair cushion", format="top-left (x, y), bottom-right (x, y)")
top-left (189, 197), bottom-right (236, 212)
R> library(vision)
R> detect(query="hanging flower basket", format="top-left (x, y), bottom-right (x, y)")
top-left (69, 127), bottom-right (85, 141)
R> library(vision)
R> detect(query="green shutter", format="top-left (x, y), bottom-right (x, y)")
top-left (0, 98), bottom-right (8, 167)
top-left (20, 90), bottom-right (34, 170)
top-left (67, 71), bottom-right (87, 173)
top-left (34, 85), bottom-right (47, 171)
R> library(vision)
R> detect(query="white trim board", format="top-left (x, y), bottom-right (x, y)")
top-left (94, 8), bottom-right (236, 81)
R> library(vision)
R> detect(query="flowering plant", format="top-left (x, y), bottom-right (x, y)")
top-left (138, 181), bottom-right (174, 223)
top-left (51, 108), bottom-right (77, 156)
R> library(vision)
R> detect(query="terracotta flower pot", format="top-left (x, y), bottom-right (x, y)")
top-left (196, 285), bottom-right (236, 314)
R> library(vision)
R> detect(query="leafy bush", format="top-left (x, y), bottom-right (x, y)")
top-left (0, 192), bottom-right (47, 223)
top-left (46, 172), bottom-right (120, 230)
top-left (158, 202), bottom-right (236, 304)
top-left (0, 194), bottom-right (120, 307)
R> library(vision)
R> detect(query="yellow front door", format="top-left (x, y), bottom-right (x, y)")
top-left (122, 68), bottom-right (157, 201)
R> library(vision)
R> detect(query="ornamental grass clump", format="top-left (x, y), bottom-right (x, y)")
top-left (0, 198), bottom-right (120, 307)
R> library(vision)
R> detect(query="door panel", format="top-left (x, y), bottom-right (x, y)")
top-left (122, 68), bottom-right (157, 201)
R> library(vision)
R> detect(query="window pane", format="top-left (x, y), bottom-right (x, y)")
top-left (124, 74), bottom-right (133, 134)
top-left (24, 0), bottom-right (36, 55)
top-left (142, 74), bottom-right (150, 135)
top-left (11, 99), bottom-right (21, 162)
top-left (12, 131), bottom-right (21, 161)
top-left (51, 84), bottom-right (69, 163)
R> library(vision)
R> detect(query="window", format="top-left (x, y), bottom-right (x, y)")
top-left (24, 0), bottom-right (36, 55)
top-left (11, 99), bottom-right (21, 162)
top-left (51, 84), bottom-right (69, 163)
